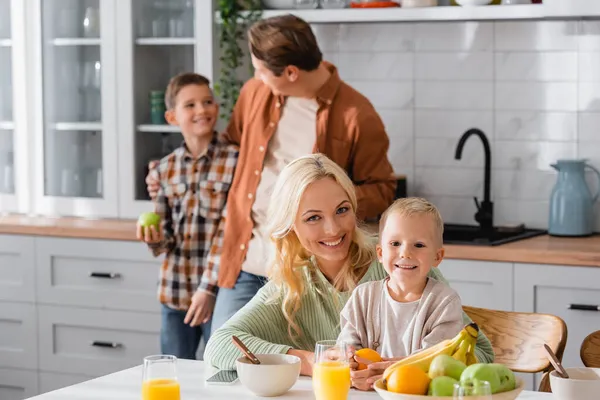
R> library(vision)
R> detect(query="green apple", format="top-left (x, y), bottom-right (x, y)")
top-left (428, 354), bottom-right (467, 381)
top-left (489, 363), bottom-right (516, 393)
top-left (428, 376), bottom-right (458, 396)
top-left (138, 212), bottom-right (161, 228)
top-left (460, 363), bottom-right (501, 393)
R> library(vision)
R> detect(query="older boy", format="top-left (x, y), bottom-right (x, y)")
top-left (137, 72), bottom-right (238, 359)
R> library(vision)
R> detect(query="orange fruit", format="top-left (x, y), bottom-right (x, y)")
top-left (386, 365), bottom-right (431, 395)
top-left (354, 348), bottom-right (382, 370)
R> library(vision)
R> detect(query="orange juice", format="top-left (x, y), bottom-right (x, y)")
top-left (313, 361), bottom-right (351, 400)
top-left (142, 378), bottom-right (180, 400)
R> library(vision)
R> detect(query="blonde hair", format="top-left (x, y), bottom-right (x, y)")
top-left (379, 197), bottom-right (444, 244)
top-left (267, 154), bottom-right (376, 340)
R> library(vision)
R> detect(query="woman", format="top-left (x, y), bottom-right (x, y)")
top-left (204, 154), bottom-right (494, 389)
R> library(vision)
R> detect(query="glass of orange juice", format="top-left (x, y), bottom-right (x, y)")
top-left (313, 340), bottom-right (351, 400)
top-left (142, 355), bottom-right (181, 400)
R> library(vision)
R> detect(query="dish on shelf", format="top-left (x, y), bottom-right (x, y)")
top-left (402, 0), bottom-right (438, 7)
top-left (261, 0), bottom-right (296, 9)
top-left (350, 1), bottom-right (400, 7)
top-left (455, 0), bottom-right (492, 5)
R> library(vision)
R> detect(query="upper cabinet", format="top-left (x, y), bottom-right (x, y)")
top-left (0, 0), bottom-right (14, 208)
top-left (116, 0), bottom-right (211, 218)
top-left (30, 0), bottom-right (118, 217)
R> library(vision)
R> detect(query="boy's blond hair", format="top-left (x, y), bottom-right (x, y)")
top-left (164, 72), bottom-right (211, 110)
top-left (379, 197), bottom-right (444, 245)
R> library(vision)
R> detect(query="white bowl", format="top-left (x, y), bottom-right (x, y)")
top-left (262, 0), bottom-right (296, 9)
top-left (455, 0), bottom-right (492, 5)
top-left (550, 367), bottom-right (600, 400)
top-left (236, 354), bottom-right (301, 397)
top-left (373, 378), bottom-right (525, 400)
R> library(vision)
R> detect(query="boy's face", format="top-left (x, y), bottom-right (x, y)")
top-left (165, 84), bottom-right (218, 138)
top-left (376, 212), bottom-right (445, 294)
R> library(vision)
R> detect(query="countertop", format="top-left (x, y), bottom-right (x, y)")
top-left (25, 359), bottom-right (551, 400)
top-left (1, 214), bottom-right (599, 267)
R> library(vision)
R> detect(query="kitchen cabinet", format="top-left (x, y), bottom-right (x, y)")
top-left (0, 369), bottom-right (38, 400)
top-left (0, 302), bottom-right (38, 370)
top-left (38, 372), bottom-right (92, 395)
top-left (0, 234), bottom-right (35, 303)
top-left (438, 259), bottom-right (513, 311)
top-left (515, 263), bottom-right (600, 371)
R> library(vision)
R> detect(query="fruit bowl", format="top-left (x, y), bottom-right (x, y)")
top-left (373, 378), bottom-right (525, 400)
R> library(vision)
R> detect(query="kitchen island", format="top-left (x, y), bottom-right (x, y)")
top-left (24, 359), bottom-right (552, 400)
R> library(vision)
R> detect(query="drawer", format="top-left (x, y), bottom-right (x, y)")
top-left (439, 259), bottom-right (513, 311)
top-left (36, 237), bottom-right (161, 312)
top-left (38, 305), bottom-right (160, 376)
top-left (0, 302), bottom-right (38, 369)
top-left (0, 235), bottom-right (35, 303)
top-left (515, 263), bottom-right (600, 371)
top-left (38, 372), bottom-right (94, 395)
top-left (0, 368), bottom-right (38, 400)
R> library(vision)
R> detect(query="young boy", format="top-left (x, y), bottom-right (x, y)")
top-left (137, 72), bottom-right (238, 360)
top-left (338, 197), bottom-right (463, 361)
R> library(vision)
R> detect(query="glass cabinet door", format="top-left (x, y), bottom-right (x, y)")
top-left (0, 0), bottom-right (15, 211)
top-left (118, 0), bottom-right (197, 217)
top-left (35, 0), bottom-right (117, 217)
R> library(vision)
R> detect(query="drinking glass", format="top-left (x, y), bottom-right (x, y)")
top-left (453, 380), bottom-right (492, 400)
top-left (142, 355), bottom-right (180, 400)
top-left (313, 340), bottom-right (351, 400)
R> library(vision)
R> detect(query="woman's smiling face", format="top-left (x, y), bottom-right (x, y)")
top-left (292, 177), bottom-right (356, 265)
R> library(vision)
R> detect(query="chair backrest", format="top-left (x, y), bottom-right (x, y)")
top-left (581, 330), bottom-right (600, 367)
top-left (463, 306), bottom-right (567, 373)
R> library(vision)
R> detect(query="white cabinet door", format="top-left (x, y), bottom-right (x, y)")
top-left (515, 263), bottom-right (600, 369)
top-left (38, 372), bottom-right (93, 395)
top-left (0, 234), bottom-right (35, 303)
top-left (38, 305), bottom-right (160, 376)
top-left (438, 259), bottom-right (513, 311)
top-left (36, 237), bottom-right (161, 313)
top-left (0, 302), bottom-right (37, 369)
top-left (0, 368), bottom-right (38, 400)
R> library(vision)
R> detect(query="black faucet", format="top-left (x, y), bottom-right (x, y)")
top-left (455, 128), bottom-right (494, 234)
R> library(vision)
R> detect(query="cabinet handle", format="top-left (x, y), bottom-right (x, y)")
top-left (568, 304), bottom-right (600, 312)
top-left (91, 341), bottom-right (122, 349)
top-left (89, 272), bottom-right (121, 279)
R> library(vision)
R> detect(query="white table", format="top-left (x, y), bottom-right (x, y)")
top-left (26, 360), bottom-right (554, 399)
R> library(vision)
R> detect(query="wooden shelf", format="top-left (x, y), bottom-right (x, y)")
top-left (137, 124), bottom-right (180, 133)
top-left (51, 38), bottom-right (101, 46)
top-left (135, 38), bottom-right (195, 46)
top-left (216, 3), bottom-right (600, 24)
top-left (52, 122), bottom-right (103, 131)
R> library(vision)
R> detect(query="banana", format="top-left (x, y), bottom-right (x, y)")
top-left (451, 338), bottom-right (470, 364)
top-left (382, 323), bottom-right (479, 384)
top-left (465, 343), bottom-right (478, 365)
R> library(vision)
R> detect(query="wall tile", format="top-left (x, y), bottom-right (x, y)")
top-left (495, 112), bottom-right (577, 142)
top-left (495, 21), bottom-right (579, 51)
top-left (414, 167), bottom-right (483, 197)
top-left (578, 82), bottom-right (600, 111)
top-left (422, 195), bottom-right (481, 226)
top-left (414, 22), bottom-right (493, 52)
top-left (347, 81), bottom-right (413, 109)
top-left (415, 137), bottom-right (485, 168)
top-left (380, 110), bottom-right (414, 170)
top-left (579, 21), bottom-right (600, 51)
top-left (415, 52), bottom-right (493, 81)
top-left (578, 52), bottom-right (600, 81)
top-left (578, 113), bottom-right (600, 142)
top-left (415, 110), bottom-right (493, 139)
top-left (337, 53), bottom-right (413, 81)
top-left (415, 81), bottom-right (493, 110)
top-left (311, 24), bottom-right (340, 53)
top-left (493, 141), bottom-right (577, 171)
top-left (494, 199), bottom-right (550, 229)
top-left (495, 82), bottom-right (577, 112)
top-left (495, 52), bottom-right (577, 82)
top-left (493, 170), bottom-right (557, 201)
top-left (338, 23), bottom-right (414, 52)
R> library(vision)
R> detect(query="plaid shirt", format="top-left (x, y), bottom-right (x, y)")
top-left (148, 133), bottom-right (238, 310)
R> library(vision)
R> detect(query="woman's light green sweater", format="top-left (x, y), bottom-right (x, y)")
top-left (204, 261), bottom-right (494, 370)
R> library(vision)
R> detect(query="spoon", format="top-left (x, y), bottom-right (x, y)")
top-left (544, 343), bottom-right (569, 379)
top-left (232, 335), bottom-right (261, 365)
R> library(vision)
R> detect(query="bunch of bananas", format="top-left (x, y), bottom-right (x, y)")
top-left (382, 323), bottom-right (480, 385)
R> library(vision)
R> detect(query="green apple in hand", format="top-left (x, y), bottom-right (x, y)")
top-left (138, 212), bottom-right (161, 228)
top-left (428, 376), bottom-right (458, 396)
top-left (428, 354), bottom-right (467, 381)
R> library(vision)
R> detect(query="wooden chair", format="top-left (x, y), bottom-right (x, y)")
top-left (581, 330), bottom-right (600, 367)
top-left (463, 306), bottom-right (567, 392)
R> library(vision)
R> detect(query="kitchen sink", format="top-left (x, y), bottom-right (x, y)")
top-left (443, 223), bottom-right (546, 246)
